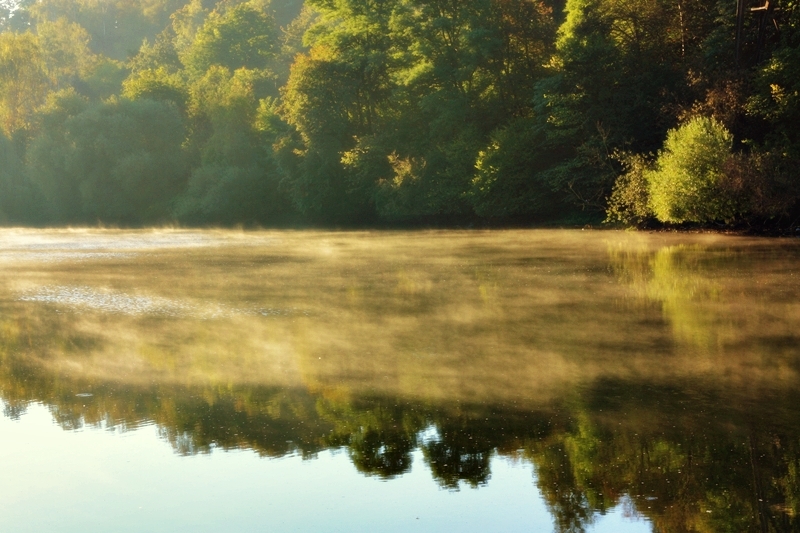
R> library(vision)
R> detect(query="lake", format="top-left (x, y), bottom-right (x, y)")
top-left (0, 228), bottom-right (798, 532)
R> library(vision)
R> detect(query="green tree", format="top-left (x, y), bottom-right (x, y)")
top-left (374, 0), bottom-right (556, 220)
top-left (280, 39), bottom-right (384, 222)
top-left (28, 96), bottom-right (189, 223)
top-left (170, 0), bottom-right (211, 55)
top-left (505, 0), bottom-right (722, 218)
top-left (0, 129), bottom-right (40, 222)
top-left (24, 88), bottom-right (89, 221)
top-left (604, 152), bottom-right (653, 226)
top-left (174, 67), bottom-right (291, 224)
top-left (26, 0), bottom-right (178, 61)
top-left (646, 116), bottom-right (736, 224)
top-left (128, 29), bottom-right (183, 75)
top-left (747, 1), bottom-right (800, 159)
top-left (75, 56), bottom-right (128, 101)
top-left (182, 1), bottom-right (278, 77)
top-left (36, 17), bottom-right (96, 88)
top-left (122, 66), bottom-right (188, 112)
top-left (281, 0), bottom-right (558, 223)
top-left (470, 117), bottom-right (570, 220)
top-left (0, 32), bottom-right (50, 136)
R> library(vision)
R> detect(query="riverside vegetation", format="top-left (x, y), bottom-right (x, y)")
top-left (0, 0), bottom-right (799, 229)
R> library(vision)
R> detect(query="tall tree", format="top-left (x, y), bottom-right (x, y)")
top-left (0, 32), bottom-right (50, 135)
top-left (36, 17), bottom-right (96, 88)
top-left (181, 1), bottom-right (278, 76)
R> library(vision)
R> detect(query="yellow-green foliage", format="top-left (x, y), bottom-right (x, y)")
top-left (0, 32), bottom-right (50, 135)
top-left (605, 152), bottom-right (652, 226)
top-left (646, 117), bottom-right (736, 224)
top-left (122, 66), bottom-right (188, 112)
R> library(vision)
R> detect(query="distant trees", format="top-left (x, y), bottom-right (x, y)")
top-left (168, 1), bottom-right (292, 223)
top-left (0, 0), bottom-right (300, 226)
top-left (280, 0), bottom-right (558, 223)
top-left (0, 0), bottom-right (796, 227)
top-left (182, 2), bottom-right (277, 75)
top-left (28, 94), bottom-right (188, 223)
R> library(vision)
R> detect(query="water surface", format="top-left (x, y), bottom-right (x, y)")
top-left (0, 229), bottom-right (798, 532)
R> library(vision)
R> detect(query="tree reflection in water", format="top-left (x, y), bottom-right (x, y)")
top-left (2, 366), bottom-right (798, 532)
top-left (0, 229), bottom-right (799, 532)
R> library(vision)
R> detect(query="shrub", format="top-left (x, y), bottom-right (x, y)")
top-left (605, 152), bottom-right (653, 226)
top-left (646, 116), bottom-right (737, 223)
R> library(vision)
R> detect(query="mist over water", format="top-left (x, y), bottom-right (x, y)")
top-left (0, 229), bottom-right (798, 532)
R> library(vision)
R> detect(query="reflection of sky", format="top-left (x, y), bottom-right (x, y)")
top-left (0, 403), bottom-right (651, 533)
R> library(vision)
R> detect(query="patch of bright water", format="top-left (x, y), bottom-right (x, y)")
top-left (0, 402), bottom-right (651, 533)
top-left (17, 285), bottom-right (304, 319)
top-left (0, 229), bottom-right (277, 256)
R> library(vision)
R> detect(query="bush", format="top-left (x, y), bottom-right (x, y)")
top-left (646, 116), bottom-right (737, 223)
top-left (605, 152), bottom-right (653, 226)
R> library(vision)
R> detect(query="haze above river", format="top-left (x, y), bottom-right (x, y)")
top-left (0, 229), bottom-right (798, 532)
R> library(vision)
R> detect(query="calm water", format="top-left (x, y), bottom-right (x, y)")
top-left (0, 229), bottom-right (798, 532)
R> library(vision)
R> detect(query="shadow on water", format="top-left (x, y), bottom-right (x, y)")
top-left (0, 229), bottom-right (799, 532)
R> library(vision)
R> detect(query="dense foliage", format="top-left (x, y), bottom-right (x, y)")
top-left (0, 0), bottom-right (798, 227)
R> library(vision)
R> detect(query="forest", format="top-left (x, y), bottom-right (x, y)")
top-left (0, 0), bottom-right (798, 228)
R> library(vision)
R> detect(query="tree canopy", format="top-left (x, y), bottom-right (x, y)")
top-left (0, 0), bottom-right (797, 228)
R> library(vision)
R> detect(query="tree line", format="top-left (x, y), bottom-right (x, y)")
top-left (0, 0), bottom-right (798, 227)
